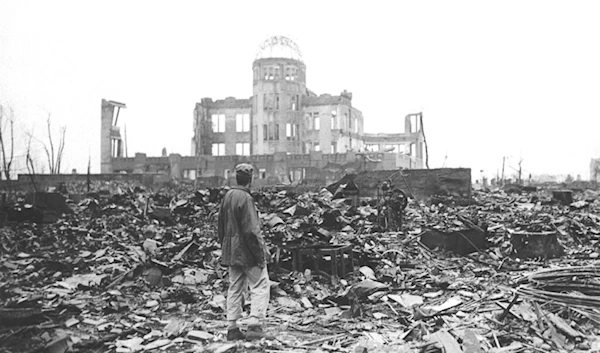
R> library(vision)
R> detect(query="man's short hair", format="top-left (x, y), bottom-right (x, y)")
top-left (235, 163), bottom-right (254, 185)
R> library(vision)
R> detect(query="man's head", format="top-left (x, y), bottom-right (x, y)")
top-left (235, 163), bottom-right (254, 186)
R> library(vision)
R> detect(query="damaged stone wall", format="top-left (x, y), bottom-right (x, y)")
top-left (1, 173), bottom-right (169, 192)
top-left (340, 168), bottom-right (472, 200)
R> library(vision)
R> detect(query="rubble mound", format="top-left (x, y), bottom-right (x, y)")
top-left (1, 183), bottom-right (600, 352)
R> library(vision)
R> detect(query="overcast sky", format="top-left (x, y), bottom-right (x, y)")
top-left (1, 1), bottom-right (599, 180)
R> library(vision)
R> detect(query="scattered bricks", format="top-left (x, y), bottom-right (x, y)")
top-left (552, 190), bottom-right (573, 205)
top-left (511, 231), bottom-right (565, 259)
top-left (420, 227), bottom-right (487, 255)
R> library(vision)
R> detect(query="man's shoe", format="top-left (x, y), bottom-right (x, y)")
top-left (227, 327), bottom-right (246, 341)
top-left (245, 325), bottom-right (276, 341)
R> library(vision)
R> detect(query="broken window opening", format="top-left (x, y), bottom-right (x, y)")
top-left (183, 169), bottom-right (197, 180)
top-left (367, 144), bottom-right (379, 152)
top-left (236, 113), bottom-right (250, 132)
top-left (263, 124), bottom-right (268, 141)
top-left (331, 115), bottom-right (337, 130)
top-left (264, 66), bottom-right (276, 80)
top-left (236, 142), bottom-right (250, 156)
top-left (286, 123), bottom-right (298, 140)
top-left (276, 94), bottom-right (279, 110)
top-left (110, 139), bottom-right (122, 158)
top-left (224, 169), bottom-right (231, 179)
top-left (354, 118), bottom-right (358, 133)
top-left (274, 124), bottom-right (279, 140)
top-left (343, 112), bottom-right (349, 132)
top-left (211, 114), bottom-right (225, 133)
top-left (331, 142), bottom-right (337, 154)
top-left (285, 66), bottom-right (298, 81)
top-left (259, 168), bottom-right (267, 179)
top-left (314, 142), bottom-right (320, 152)
top-left (289, 168), bottom-right (305, 182)
top-left (313, 113), bottom-right (320, 130)
top-left (264, 93), bottom-right (274, 110)
top-left (212, 143), bottom-right (225, 156)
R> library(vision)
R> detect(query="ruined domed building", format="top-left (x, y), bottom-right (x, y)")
top-left (192, 37), bottom-right (366, 158)
top-left (103, 37), bottom-right (426, 186)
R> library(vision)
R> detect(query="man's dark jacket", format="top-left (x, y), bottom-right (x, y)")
top-left (218, 186), bottom-right (265, 267)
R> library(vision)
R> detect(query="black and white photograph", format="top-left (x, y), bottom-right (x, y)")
top-left (1, 1), bottom-right (600, 352)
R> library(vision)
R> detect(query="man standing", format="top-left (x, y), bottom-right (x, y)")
top-left (218, 163), bottom-right (272, 341)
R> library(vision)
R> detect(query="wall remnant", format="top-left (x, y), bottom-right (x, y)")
top-left (332, 168), bottom-right (472, 200)
top-left (101, 99), bottom-right (127, 173)
top-left (101, 37), bottom-right (429, 182)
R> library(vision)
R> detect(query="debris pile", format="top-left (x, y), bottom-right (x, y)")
top-left (1, 183), bottom-right (600, 352)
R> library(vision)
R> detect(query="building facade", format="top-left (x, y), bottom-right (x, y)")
top-left (102, 37), bottom-right (426, 184)
top-left (191, 36), bottom-right (421, 163)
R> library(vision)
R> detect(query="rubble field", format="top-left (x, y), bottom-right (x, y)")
top-left (1, 181), bottom-right (600, 353)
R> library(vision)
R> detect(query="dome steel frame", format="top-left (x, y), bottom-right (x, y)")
top-left (255, 36), bottom-right (303, 62)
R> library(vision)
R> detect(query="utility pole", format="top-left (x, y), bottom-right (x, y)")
top-left (124, 124), bottom-right (128, 158)
top-left (501, 157), bottom-right (506, 185)
top-left (517, 159), bottom-right (523, 185)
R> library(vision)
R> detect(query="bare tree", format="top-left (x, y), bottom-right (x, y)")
top-left (42, 115), bottom-right (66, 174)
top-left (25, 131), bottom-right (38, 192)
top-left (0, 104), bottom-right (15, 180)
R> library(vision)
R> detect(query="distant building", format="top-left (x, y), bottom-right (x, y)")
top-left (191, 36), bottom-right (424, 163)
top-left (101, 36), bottom-right (426, 185)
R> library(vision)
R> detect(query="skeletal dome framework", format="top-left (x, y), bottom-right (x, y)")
top-left (255, 36), bottom-right (303, 62)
